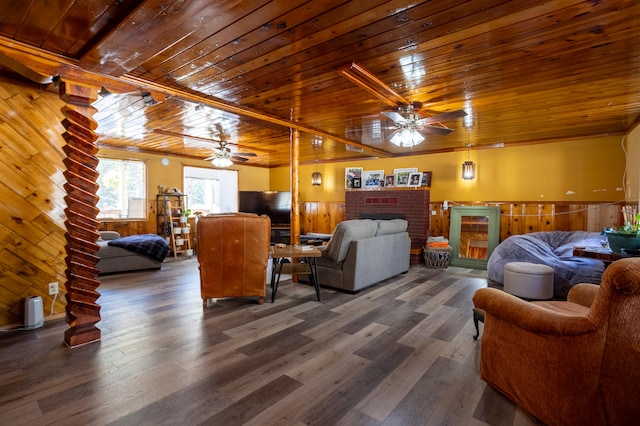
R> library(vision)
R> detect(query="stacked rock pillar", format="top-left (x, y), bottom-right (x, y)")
top-left (59, 81), bottom-right (102, 347)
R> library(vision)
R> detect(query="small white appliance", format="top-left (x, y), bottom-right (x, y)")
top-left (24, 296), bottom-right (44, 329)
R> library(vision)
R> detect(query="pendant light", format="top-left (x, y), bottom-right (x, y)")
top-left (462, 143), bottom-right (475, 180)
top-left (311, 136), bottom-right (323, 186)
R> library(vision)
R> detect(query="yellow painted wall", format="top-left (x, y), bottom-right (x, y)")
top-left (98, 148), bottom-right (271, 199)
top-left (102, 134), bottom-right (627, 204)
top-left (276, 136), bottom-right (626, 202)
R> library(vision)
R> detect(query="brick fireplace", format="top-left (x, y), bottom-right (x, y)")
top-left (345, 188), bottom-right (430, 264)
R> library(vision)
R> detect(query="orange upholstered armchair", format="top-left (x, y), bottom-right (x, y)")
top-left (473, 257), bottom-right (640, 425)
top-left (196, 213), bottom-right (271, 304)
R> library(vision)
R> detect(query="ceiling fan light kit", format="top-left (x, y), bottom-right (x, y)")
top-left (390, 128), bottom-right (425, 147)
top-left (211, 155), bottom-right (233, 168)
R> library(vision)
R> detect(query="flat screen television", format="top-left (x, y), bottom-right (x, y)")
top-left (238, 191), bottom-right (291, 225)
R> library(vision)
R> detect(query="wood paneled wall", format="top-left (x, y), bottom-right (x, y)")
top-left (0, 79), bottom-right (68, 326)
top-left (299, 201), bottom-right (345, 235)
top-left (97, 200), bottom-right (626, 243)
top-left (429, 201), bottom-right (624, 241)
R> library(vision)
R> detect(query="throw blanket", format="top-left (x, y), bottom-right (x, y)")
top-left (108, 234), bottom-right (170, 262)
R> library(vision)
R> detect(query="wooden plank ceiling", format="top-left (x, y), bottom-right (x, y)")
top-left (0, 0), bottom-right (639, 168)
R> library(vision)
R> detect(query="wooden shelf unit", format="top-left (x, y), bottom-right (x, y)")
top-left (156, 194), bottom-right (192, 257)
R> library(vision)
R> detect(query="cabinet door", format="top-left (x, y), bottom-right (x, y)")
top-left (449, 206), bottom-right (500, 269)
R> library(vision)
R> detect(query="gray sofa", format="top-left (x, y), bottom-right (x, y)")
top-left (96, 231), bottom-right (169, 274)
top-left (314, 219), bottom-right (411, 292)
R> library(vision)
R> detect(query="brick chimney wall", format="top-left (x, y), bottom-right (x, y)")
top-left (345, 188), bottom-right (430, 264)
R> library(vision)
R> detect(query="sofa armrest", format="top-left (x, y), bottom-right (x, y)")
top-left (473, 287), bottom-right (597, 335)
top-left (567, 283), bottom-right (600, 308)
top-left (99, 231), bottom-right (121, 241)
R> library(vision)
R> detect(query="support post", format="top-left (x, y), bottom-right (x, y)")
top-left (59, 81), bottom-right (102, 347)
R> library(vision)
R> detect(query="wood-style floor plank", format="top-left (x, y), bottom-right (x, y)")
top-left (0, 258), bottom-right (543, 425)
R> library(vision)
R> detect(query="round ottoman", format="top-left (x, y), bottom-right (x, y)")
top-left (503, 262), bottom-right (554, 300)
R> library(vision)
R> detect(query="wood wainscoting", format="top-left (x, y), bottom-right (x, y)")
top-left (97, 200), bottom-right (626, 244)
top-left (429, 201), bottom-right (625, 241)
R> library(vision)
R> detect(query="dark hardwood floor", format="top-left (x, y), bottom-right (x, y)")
top-left (0, 258), bottom-right (543, 425)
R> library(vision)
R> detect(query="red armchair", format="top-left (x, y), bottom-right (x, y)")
top-left (473, 257), bottom-right (640, 425)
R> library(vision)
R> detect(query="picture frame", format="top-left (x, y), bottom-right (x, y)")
top-left (393, 167), bottom-right (418, 187)
top-left (363, 170), bottom-right (385, 188)
top-left (352, 177), bottom-right (362, 188)
top-left (345, 167), bottom-right (363, 189)
top-left (384, 174), bottom-right (395, 187)
top-left (408, 172), bottom-right (423, 187)
top-left (420, 171), bottom-right (432, 187)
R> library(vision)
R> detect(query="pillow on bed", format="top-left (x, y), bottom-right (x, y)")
top-left (99, 231), bottom-right (121, 241)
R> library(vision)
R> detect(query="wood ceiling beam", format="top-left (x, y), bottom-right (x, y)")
top-left (0, 36), bottom-right (392, 159)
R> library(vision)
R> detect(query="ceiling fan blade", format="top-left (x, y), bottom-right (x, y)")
top-left (152, 129), bottom-right (275, 153)
top-left (381, 111), bottom-right (406, 123)
top-left (416, 109), bottom-right (467, 125)
top-left (419, 125), bottom-right (454, 136)
top-left (231, 155), bottom-right (249, 162)
top-left (234, 152), bottom-right (257, 157)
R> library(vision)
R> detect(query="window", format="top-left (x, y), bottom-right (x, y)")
top-left (96, 158), bottom-right (147, 219)
top-left (183, 166), bottom-right (238, 215)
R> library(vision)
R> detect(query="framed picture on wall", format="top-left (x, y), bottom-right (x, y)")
top-left (421, 171), bottom-right (432, 187)
top-left (393, 168), bottom-right (417, 187)
top-left (352, 177), bottom-right (362, 188)
top-left (345, 167), bottom-right (363, 189)
top-left (363, 170), bottom-right (385, 188)
top-left (408, 172), bottom-right (423, 187)
top-left (385, 174), bottom-right (395, 187)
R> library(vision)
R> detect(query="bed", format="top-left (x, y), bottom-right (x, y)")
top-left (96, 231), bottom-right (170, 274)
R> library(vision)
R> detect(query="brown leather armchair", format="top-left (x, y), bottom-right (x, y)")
top-left (473, 257), bottom-right (640, 425)
top-left (196, 213), bottom-right (271, 304)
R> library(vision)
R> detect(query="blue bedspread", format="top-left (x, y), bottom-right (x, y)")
top-left (108, 234), bottom-right (170, 262)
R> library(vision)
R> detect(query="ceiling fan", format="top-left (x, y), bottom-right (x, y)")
top-left (203, 141), bottom-right (257, 167)
top-left (338, 62), bottom-right (467, 147)
top-left (153, 124), bottom-right (259, 167)
top-left (202, 124), bottom-right (257, 167)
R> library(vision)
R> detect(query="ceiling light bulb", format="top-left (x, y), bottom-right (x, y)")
top-left (212, 156), bottom-right (233, 168)
top-left (390, 129), bottom-right (424, 147)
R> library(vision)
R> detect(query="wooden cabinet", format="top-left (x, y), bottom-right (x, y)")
top-left (156, 194), bottom-right (192, 257)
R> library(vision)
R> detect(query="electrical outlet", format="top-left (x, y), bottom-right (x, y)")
top-left (48, 282), bottom-right (58, 295)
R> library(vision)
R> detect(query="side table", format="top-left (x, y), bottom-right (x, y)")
top-left (270, 245), bottom-right (322, 303)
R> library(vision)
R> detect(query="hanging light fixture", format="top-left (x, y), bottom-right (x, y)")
top-left (462, 143), bottom-right (475, 180)
top-left (311, 167), bottom-right (322, 186)
top-left (311, 136), bottom-right (323, 186)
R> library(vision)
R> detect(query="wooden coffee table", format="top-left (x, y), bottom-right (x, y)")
top-left (270, 245), bottom-right (322, 303)
top-left (573, 246), bottom-right (624, 267)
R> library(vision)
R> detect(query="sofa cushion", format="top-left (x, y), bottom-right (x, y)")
top-left (375, 219), bottom-right (408, 236)
top-left (325, 219), bottom-right (378, 263)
